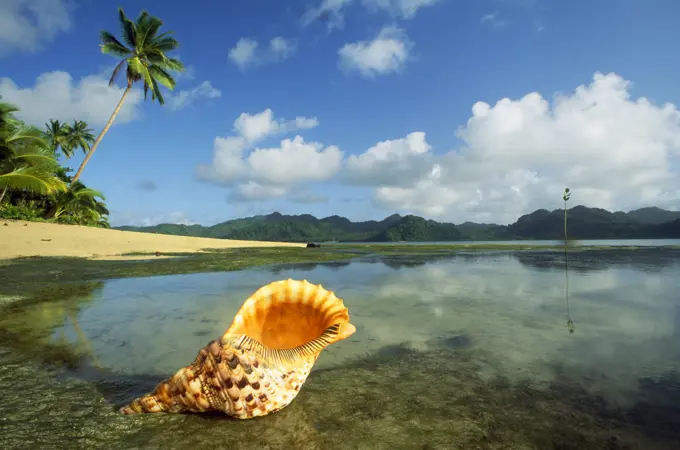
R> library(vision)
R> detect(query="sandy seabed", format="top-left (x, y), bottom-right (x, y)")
top-left (0, 220), bottom-right (304, 260)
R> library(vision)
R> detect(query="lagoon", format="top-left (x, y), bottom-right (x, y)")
top-left (1, 248), bottom-right (680, 449)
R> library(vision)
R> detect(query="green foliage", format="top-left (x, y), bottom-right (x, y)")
top-left (374, 215), bottom-right (462, 241)
top-left (44, 119), bottom-right (96, 159)
top-left (0, 202), bottom-right (44, 221)
top-left (101, 8), bottom-right (185, 104)
top-left (0, 101), bottom-right (110, 227)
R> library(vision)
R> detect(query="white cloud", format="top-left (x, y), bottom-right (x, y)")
top-left (197, 109), bottom-right (340, 201)
top-left (228, 36), bottom-right (297, 70)
top-left (166, 80), bottom-right (221, 111)
top-left (176, 65), bottom-right (196, 82)
top-left (228, 38), bottom-right (258, 70)
top-left (247, 136), bottom-right (342, 185)
top-left (111, 210), bottom-right (195, 227)
top-left (344, 131), bottom-right (434, 186)
top-left (0, 0), bottom-right (72, 57)
top-left (301, 0), bottom-right (438, 31)
top-left (351, 72), bottom-right (680, 223)
top-left (361, 0), bottom-right (440, 18)
top-left (228, 182), bottom-right (290, 202)
top-left (233, 108), bottom-right (319, 143)
top-left (301, 0), bottom-right (352, 31)
top-left (338, 25), bottom-right (412, 78)
top-left (269, 36), bottom-right (296, 59)
top-left (481, 11), bottom-right (508, 29)
top-left (0, 70), bottom-right (144, 126)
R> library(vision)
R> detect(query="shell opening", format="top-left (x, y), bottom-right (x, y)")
top-left (224, 279), bottom-right (354, 350)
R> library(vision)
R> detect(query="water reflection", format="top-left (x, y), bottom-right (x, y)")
top-left (1, 249), bottom-right (680, 448)
top-left (0, 281), bottom-right (105, 368)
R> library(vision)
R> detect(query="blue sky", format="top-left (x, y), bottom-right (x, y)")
top-left (2, 0), bottom-right (680, 226)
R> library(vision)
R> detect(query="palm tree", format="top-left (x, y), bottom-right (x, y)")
top-left (70, 8), bottom-right (185, 184)
top-left (45, 120), bottom-right (96, 159)
top-left (63, 120), bottom-right (96, 157)
top-left (1, 102), bottom-right (67, 203)
top-left (51, 181), bottom-right (108, 224)
top-left (44, 119), bottom-right (69, 156)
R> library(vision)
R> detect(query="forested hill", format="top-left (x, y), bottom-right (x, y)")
top-left (115, 206), bottom-right (680, 242)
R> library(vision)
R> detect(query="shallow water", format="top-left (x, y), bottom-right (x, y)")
top-left (2, 249), bottom-right (680, 449)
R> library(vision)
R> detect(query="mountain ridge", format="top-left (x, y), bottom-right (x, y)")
top-left (114, 206), bottom-right (680, 242)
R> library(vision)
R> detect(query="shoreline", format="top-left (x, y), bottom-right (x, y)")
top-left (0, 219), bottom-right (305, 261)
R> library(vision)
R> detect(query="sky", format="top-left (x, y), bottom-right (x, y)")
top-left (2, 0), bottom-right (680, 227)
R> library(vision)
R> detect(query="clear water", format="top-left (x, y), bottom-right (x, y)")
top-left (2, 249), bottom-right (680, 449)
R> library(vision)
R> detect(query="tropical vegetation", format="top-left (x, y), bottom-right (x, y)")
top-left (1, 7), bottom-right (185, 228)
top-left (0, 101), bottom-right (109, 227)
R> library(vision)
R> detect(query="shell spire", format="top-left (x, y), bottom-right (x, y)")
top-left (120, 279), bottom-right (355, 419)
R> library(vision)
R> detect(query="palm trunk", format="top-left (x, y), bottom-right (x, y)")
top-left (71, 84), bottom-right (131, 185)
top-left (0, 186), bottom-right (7, 204)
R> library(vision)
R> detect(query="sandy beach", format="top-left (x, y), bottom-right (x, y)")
top-left (0, 220), bottom-right (305, 260)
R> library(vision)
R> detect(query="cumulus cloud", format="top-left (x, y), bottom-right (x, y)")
top-left (233, 108), bottom-right (319, 142)
top-left (338, 25), bottom-right (413, 78)
top-left (344, 131), bottom-right (434, 186)
top-left (353, 72), bottom-right (680, 223)
top-left (197, 109), bottom-right (340, 201)
top-left (228, 36), bottom-right (297, 70)
top-left (0, 0), bottom-right (72, 57)
top-left (0, 71), bottom-right (144, 126)
top-left (166, 80), bottom-right (221, 111)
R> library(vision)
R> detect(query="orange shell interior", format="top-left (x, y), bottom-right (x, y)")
top-left (224, 279), bottom-right (355, 350)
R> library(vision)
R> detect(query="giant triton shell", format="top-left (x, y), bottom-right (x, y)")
top-left (120, 279), bottom-right (356, 419)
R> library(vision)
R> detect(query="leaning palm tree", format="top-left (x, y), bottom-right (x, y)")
top-left (70, 8), bottom-right (185, 184)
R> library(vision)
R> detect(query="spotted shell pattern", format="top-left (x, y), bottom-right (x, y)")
top-left (120, 279), bottom-right (356, 419)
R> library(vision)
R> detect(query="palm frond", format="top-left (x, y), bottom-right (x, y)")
top-left (118, 8), bottom-right (138, 50)
top-left (162, 57), bottom-right (185, 72)
top-left (149, 36), bottom-right (180, 53)
top-left (10, 148), bottom-right (61, 169)
top-left (0, 167), bottom-right (68, 195)
top-left (100, 31), bottom-right (132, 58)
top-left (137, 13), bottom-right (163, 48)
top-left (148, 65), bottom-right (176, 90)
top-left (150, 77), bottom-right (165, 104)
top-left (8, 125), bottom-right (51, 150)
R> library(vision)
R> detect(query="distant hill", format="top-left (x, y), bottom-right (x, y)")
top-left (116, 205), bottom-right (680, 242)
top-left (624, 207), bottom-right (680, 225)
